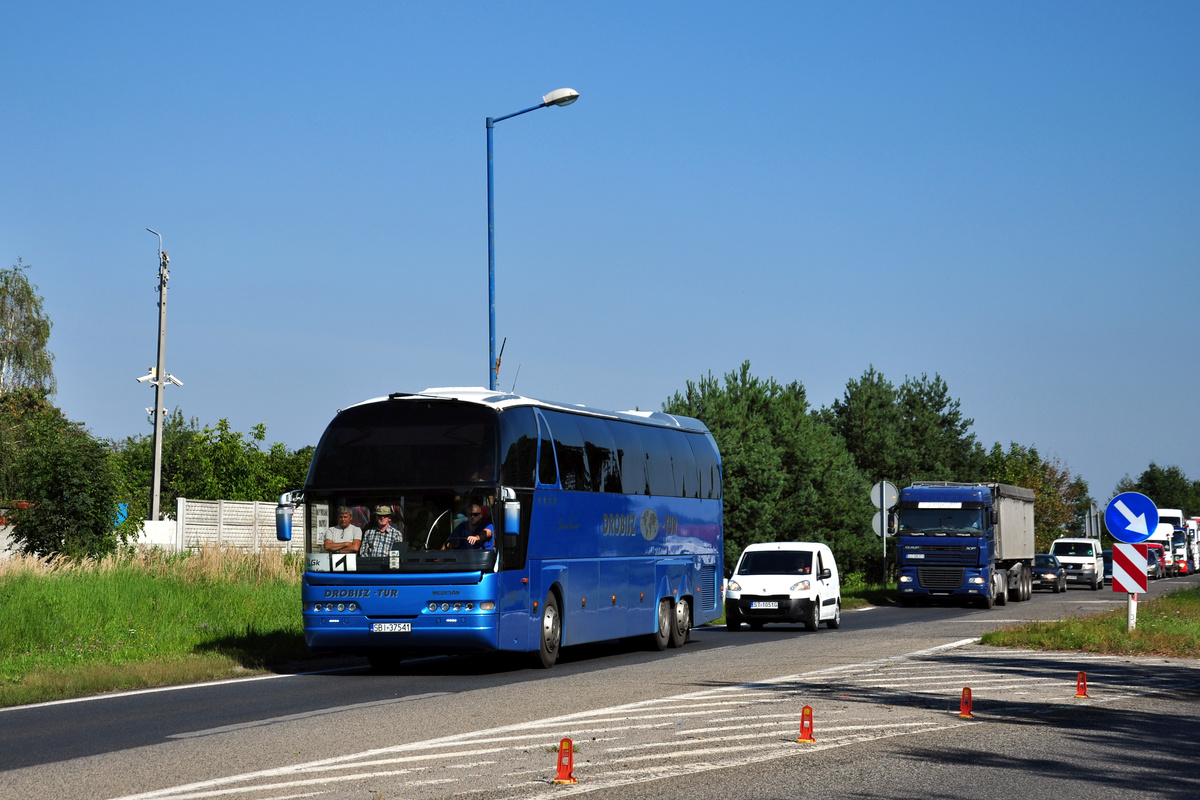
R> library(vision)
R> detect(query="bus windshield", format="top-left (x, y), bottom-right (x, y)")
top-left (307, 492), bottom-right (500, 574)
top-left (898, 508), bottom-right (984, 534)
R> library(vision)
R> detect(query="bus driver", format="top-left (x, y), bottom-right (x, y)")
top-left (442, 503), bottom-right (494, 550)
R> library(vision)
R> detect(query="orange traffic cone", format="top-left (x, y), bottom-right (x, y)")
top-left (959, 687), bottom-right (974, 719)
top-left (553, 738), bottom-right (577, 784)
top-left (1075, 671), bottom-right (1089, 698)
top-left (797, 705), bottom-right (816, 743)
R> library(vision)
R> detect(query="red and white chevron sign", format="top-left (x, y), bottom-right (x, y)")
top-left (1113, 543), bottom-right (1148, 593)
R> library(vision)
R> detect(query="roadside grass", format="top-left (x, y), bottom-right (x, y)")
top-left (981, 585), bottom-right (1200, 658)
top-left (0, 547), bottom-right (310, 708)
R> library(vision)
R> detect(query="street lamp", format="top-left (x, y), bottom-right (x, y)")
top-left (486, 87), bottom-right (579, 390)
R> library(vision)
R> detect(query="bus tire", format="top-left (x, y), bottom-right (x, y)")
top-left (537, 592), bottom-right (562, 669)
top-left (650, 598), bottom-right (672, 651)
top-left (670, 597), bottom-right (691, 648)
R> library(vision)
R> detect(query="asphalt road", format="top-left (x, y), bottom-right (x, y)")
top-left (3, 573), bottom-right (1198, 800)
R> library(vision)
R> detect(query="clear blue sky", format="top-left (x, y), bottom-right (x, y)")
top-left (2, 2), bottom-right (1197, 504)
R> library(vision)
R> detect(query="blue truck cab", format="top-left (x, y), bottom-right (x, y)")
top-left (895, 482), bottom-right (1035, 609)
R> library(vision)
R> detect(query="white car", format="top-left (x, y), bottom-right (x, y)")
top-left (1049, 537), bottom-right (1104, 590)
top-left (725, 542), bottom-right (841, 632)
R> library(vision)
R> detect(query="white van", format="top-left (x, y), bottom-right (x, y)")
top-left (725, 542), bottom-right (841, 632)
top-left (1049, 537), bottom-right (1104, 590)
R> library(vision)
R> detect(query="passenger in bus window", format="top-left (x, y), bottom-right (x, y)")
top-left (324, 506), bottom-right (362, 554)
top-left (442, 503), bottom-right (494, 550)
top-left (361, 505), bottom-right (404, 556)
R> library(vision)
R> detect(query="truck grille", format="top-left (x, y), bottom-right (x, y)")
top-left (917, 567), bottom-right (965, 589)
top-left (908, 545), bottom-right (978, 566)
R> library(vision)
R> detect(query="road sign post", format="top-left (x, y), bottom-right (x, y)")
top-left (870, 481), bottom-right (898, 578)
top-left (1107, 492), bottom-right (1156, 633)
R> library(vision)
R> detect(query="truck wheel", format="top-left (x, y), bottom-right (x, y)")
top-left (804, 599), bottom-right (820, 632)
top-left (979, 592), bottom-right (994, 609)
top-left (995, 575), bottom-right (1007, 606)
top-left (669, 597), bottom-right (691, 647)
top-left (537, 592), bottom-right (562, 669)
top-left (1022, 567), bottom-right (1033, 601)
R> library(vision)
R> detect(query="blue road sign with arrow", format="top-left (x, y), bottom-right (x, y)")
top-left (1104, 492), bottom-right (1158, 544)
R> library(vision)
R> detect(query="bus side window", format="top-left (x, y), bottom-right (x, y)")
top-left (638, 425), bottom-right (676, 498)
top-left (608, 419), bottom-right (646, 496)
top-left (535, 410), bottom-right (559, 488)
top-left (576, 414), bottom-right (621, 493)
top-left (544, 411), bottom-right (589, 492)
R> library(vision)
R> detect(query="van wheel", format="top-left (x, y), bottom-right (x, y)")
top-left (804, 599), bottom-right (820, 632)
top-left (826, 601), bottom-right (841, 629)
top-left (649, 598), bottom-right (671, 651)
top-left (537, 592), bottom-right (561, 669)
top-left (670, 597), bottom-right (691, 647)
top-left (725, 615), bottom-right (741, 631)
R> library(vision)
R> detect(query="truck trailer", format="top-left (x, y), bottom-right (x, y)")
top-left (895, 482), bottom-right (1035, 608)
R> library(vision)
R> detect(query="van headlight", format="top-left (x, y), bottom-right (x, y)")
top-left (790, 580), bottom-right (811, 592)
top-left (727, 580), bottom-right (741, 592)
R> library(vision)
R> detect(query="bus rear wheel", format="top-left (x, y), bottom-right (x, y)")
top-left (650, 598), bottom-right (672, 651)
top-left (537, 592), bottom-right (561, 669)
top-left (670, 598), bottom-right (691, 647)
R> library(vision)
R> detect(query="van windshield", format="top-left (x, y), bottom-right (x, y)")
top-left (738, 550), bottom-right (813, 575)
top-left (1052, 542), bottom-right (1095, 557)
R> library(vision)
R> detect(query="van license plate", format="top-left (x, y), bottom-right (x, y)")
top-left (750, 601), bottom-right (778, 609)
top-left (370, 622), bottom-right (412, 633)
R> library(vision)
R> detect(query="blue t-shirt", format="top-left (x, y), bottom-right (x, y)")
top-left (446, 522), bottom-right (494, 550)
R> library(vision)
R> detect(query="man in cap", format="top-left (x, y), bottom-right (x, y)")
top-left (360, 505), bottom-right (404, 557)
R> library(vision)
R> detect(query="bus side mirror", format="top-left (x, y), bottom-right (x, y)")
top-left (275, 490), bottom-right (302, 542)
top-left (275, 504), bottom-right (293, 542)
top-left (503, 501), bottom-right (520, 538)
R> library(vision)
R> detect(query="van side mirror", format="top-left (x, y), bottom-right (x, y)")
top-left (819, 567), bottom-right (831, 580)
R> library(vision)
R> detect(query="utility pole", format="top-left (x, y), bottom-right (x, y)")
top-left (141, 229), bottom-right (182, 521)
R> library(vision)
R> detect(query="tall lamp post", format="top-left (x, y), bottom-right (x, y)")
top-left (486, 87), bottom-right (579, 390)
top-left (139, 229), bottom-right (183, 521)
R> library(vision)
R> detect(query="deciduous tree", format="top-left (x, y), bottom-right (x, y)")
top-left (0, 259), bottom-right (55, 396)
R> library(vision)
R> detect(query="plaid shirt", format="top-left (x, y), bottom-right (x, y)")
top-left (360, 526), bottom-right (403, 557)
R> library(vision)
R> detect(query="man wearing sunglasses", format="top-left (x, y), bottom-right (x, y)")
top-left (442, 502), bottom-right (494, 550)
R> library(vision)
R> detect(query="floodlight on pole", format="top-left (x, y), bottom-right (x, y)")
top-left (486, 88), bottom-right (579, 390)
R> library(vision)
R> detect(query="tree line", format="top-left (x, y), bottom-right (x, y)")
top-left (2, 257), bottom-right (1195, 566)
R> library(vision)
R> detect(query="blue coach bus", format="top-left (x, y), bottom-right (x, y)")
top-left (276, 387), bottom-right (724, 669)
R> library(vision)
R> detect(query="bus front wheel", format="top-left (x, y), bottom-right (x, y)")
top-left (537, 593), bottom-right (561, 669)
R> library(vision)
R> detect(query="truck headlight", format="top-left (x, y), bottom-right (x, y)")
top-left (968, 576), bottom-right (986, 585)
top-left (899, 575), bottom-right (913, 583)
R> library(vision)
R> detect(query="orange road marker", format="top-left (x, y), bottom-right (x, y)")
top-left (1075, 671), bottom-right (1090, 698)
top-left (959, 687), bottom-right (974, 719)
top-left (553, 738), bottom-right (577, 784)
top-left (797, 705), bottom-right (816, 743)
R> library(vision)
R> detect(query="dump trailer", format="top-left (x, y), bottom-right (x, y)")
top-left (895, 482), bottom-right (1035, 608)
